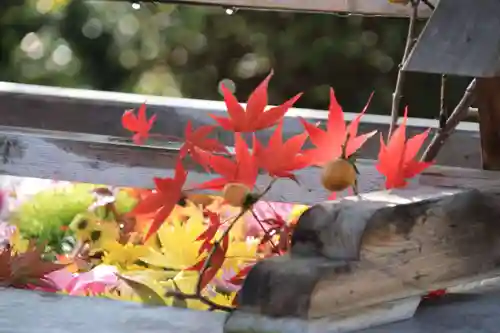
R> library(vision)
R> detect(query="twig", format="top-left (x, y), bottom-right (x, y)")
top-left (165, 290), bottom-right (234, 312)
top-left (167, 178), bottom-right (278, 312)
top-left (250, 209), bottom-right (279, 251)
top-left (388, 0), bottom-right (420, 139)
top-left (421, 0), bottom-right (435, 10)
top-left (195, 178), bottom-right (277, 295)
top-left (438, 74), bottom-right (448, 129)
top-left (421, 79), bottom-right (477, 162)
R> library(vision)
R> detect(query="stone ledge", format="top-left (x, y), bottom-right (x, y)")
top-left (0, 288), bottom-right (227, 333)
top-left (231, 186), bottom-right (500, 331)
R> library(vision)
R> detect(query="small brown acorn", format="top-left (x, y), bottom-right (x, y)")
top-left (222, 183), bottom-right (251, 207)
top-left (321, 158), bottom-right (357, 192)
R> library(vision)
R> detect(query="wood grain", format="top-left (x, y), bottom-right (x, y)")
top-left (0, 126), bottom-right (497, 204)
top-left (238, 187), bottom-right (500, 319)
top-left (404, 0), bottom-right (500, 77)
top-left (120, 0), bottom-right (436, 17)
top-left (0, 82), bottom-right (483, 168)
top-left (476, 77), bottom-right (500, 170)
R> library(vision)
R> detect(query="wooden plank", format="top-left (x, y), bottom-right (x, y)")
top-left (403, 0), bottom-right (500, 77)
top-left (126, 0), bottom-right (436, 17)
top-left (0, 82), bottom-right (482, 168)
top-left (476, 77), bottom-right (500, 170)
top-left (235, 187), bottom-right (500, 324)
top-left (0, 125), bottom-right (353, 204)
top-left (0, 126), bottom-right (497, 204)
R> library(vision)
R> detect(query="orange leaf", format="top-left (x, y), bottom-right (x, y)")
top-left (253, 120), bottom-right (311, 179)
top-left (187, 233), bottom-right (230, 290)
top-left (301, 89), bottom-right (376, 166)
top-left (210, 70), bottom-right (302, 132)
top-left (194, 133), bottom-right (258, 190)
top-left (131, 158), bottom-right (187, 240)
top-left (180, 121), bottom-right (228, 171)
top-left (376, 107), bottom-right (433, 189)
top-left (196, 211), bottom-right (224, 255)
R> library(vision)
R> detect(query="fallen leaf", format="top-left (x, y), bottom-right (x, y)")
top-left (122, 103), bottom-right (157, 145)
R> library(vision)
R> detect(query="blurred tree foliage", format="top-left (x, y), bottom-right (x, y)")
top-left (0, 0), bottom-right (471, 118)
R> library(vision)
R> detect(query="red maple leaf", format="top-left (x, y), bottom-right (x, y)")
top-left (423, 289), bottom-right (447, 300)
top-left (229, 262), bottom-right (256, 286)
top-left (376, 107), bottom-right (433, 189)
top-left (122, 103), bottom-right (157, 145)
top-left (196, 211), bottom-right (224, 255)
top-left (253, 120), bottom-right (311, 180)
top-left (194, 133), bottom-right (258, 190)
top-left (211, 71), bottom-right (302, 132)
top-left (179, 121), bottom-right (228, 170)
top-left (301, 88), bottom-right (376, 166)
top-left (187, 233), bottom-right (229, 290)
top-left (130, 157), bottom-right (187, 240)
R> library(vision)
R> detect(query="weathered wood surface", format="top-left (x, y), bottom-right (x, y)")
top-left (476, 77), bottom-right (500, 170)
top-left (125, 0), bottom-right (436, 17)
top-left (0, 81), bottom-right (482, 168)
top-left (235, 187), bottom-right (500, 325)
top-left (0, 125), bottom-right (497, 204)
top-left (403, 0), bottom-right (500, 77)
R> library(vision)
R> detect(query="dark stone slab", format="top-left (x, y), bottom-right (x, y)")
top-left (0, 288), bottom-right (226, 333)
top-left (362, 290), bottom-right (500, 333)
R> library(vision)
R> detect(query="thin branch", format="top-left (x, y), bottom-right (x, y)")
top-left (421, 0), bottom-right (435, 10)
top-left (195, 178), bottom-right (277, 295)
top-left (165, 290), bottom-right (234, 312)
top-left (166, 178), bottom-right (278, 312)
top-left (250, 209), bottom-right (279, 251)
top-left (438, 74), bottom-right (448, 129)
top-left (388, 0), bottom-right (420, 139)
top-left (421, 79), bottom-right (477, 162)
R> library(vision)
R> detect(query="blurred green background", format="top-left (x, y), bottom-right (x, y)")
top-left (0, 0), bottom-right (471, 119)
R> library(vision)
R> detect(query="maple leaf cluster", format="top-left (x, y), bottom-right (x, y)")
top-left (121, 70), bottom-right (434, 301)
top-left (0, 242), bottom-right (66, 290)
